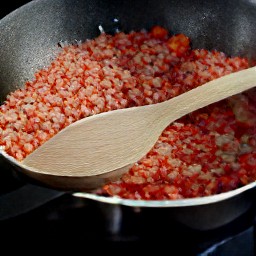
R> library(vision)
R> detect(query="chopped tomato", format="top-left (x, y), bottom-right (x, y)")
top-left (167, 33), bottom-right (191, 57)
top-left (150, 25), bottom-right (168, 40)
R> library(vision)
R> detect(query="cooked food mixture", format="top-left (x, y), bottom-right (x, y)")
top-left (0, 26), bottom-right (255, 200)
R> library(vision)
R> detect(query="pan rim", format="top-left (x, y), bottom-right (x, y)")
top-left (2, 146), bottom-right (256, 207)
top-left (0, 0), bottom-right (44, 22)
top-left (73, 181), bottom-right (256, 207)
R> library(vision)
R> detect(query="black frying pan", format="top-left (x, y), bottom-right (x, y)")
top-left (1, 0), bottom-right (256, 230)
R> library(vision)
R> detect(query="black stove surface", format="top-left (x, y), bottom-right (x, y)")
top-left (0, 154), bottom-right (255, 255)
top-left (1, 1), bottom-right (256, 255)
top-left (0, 180), bottom-right (255, 255)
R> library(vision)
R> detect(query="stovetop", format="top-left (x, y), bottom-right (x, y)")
top-left (0, 175), bottom-right (255, 255)
top-left (0, 147), bottom-right (255, 255)
top-left (1, 1), bottom-right (256, 255)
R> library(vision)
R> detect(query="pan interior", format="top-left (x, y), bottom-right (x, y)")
top-left (0, 0), bottom-right (256, 206)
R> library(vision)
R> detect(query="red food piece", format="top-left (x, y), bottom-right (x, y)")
top-left (150, 25), bottom-right (169, 40)
top-left (167, 33), bottom-right (191, 57)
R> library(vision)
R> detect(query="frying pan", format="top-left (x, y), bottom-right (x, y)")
top-left (1, 0), bottom-right (256, 230)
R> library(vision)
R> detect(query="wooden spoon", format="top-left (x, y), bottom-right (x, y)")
top-left (12, 67), bottom-right (256, 181)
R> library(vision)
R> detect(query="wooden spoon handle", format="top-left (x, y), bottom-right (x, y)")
top-left (157, 66), bottom-right (256, 128)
